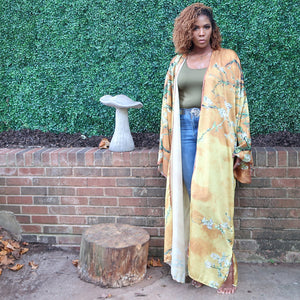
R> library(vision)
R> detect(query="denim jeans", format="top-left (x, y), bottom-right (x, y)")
top-left (180, 108), bottom-right (200, 198)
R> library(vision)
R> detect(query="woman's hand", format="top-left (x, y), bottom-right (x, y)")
top-left (233, 156), bottom-right (242, 170)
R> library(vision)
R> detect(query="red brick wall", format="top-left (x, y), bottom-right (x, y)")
top-left (0, 147), bottom-right (299, 262)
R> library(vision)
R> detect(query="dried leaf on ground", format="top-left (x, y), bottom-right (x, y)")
top-left (1, 240), bottom-right (15, 252)
top-left (0, 268), bottom-right (2, 276)
top-left (0, 255), bottom-right (15, 266)
top-left (72, 259), bottom-right (79, 267)
top-left (9, 263), bottom-right (24, 271)
top-left (29, 261), bottom-right (39, 270)
top-left (20, 248), bottom-right (29, 255)
top-left (147, 257), bottom-right (163, 267)
top-left (0, 250), bottom-right (8, 256)
top-left (99, 138), bottom-right (110, 149)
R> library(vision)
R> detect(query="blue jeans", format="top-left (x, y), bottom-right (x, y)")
top-left (180, 108), bottom-right (200, 198)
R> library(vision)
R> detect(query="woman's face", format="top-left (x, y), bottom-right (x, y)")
top-left (191, 15), bottom-right (212, 50)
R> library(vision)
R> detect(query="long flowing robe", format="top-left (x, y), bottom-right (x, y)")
top-left (158, 48), bottom-right (252, 288)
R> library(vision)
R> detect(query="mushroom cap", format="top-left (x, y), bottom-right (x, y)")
top-left (100, 94), bottom-right (143, 109)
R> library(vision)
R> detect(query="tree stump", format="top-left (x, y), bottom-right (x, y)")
top-left (78, 223), bottom-right (150, 287)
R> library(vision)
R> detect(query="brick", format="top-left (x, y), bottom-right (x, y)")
top-left (7, 196), bottom-right (32, 204)
top-left (87, 216), bottom-right (115, 225)
top-left (74, 167), bottom-right (101, 177)
top-left (287, 149), bottom-right (297, 167)
top-left (149, 238), bottom-right (164, 247)
top-left (22, 187), bottom-right (47, 196)
top-left (77, 187), bottom-right (104, 196)
top-left (87, 178), bottom-right (116, 187)
top-left (149, 148), bottom-right (159, 166)
top-left (0, 196), bottom-right (6, 204)
top-left (32, 177), bottom-right (60, 186)
top-left (16, 149), bottom-right (33, 166)
top-left (116, 217), bottom-right (147, 226)
top-left (146, 197), bottom-right (164, 207)
top-left (252, 230), bottom-right (300, 240)
top-left (89, 197), bottom-right (117, 206)
top-left (34, 196), bottom-right (60, 205)
top-left (33, 148), bottom-right (49, 165)
top-left (49, 206), bottom-right (76, 215)
top-left (289, 189), bottom-right (300, 198)
top-left (134, 207), bottom-right (163, 217)
top-left (112, 152), bottom-right (131, 167)
top-left (145, 178), bottom-right (166, 187)
top-left (76, 148), bottom-right (92, 166)
top-left (46, 167), bottom-right (73, 176)
top-left (41, 148), bottom-right (53, 166)
top-left (255, 147), bottom-right (266, 166)
top-left (44, 226), bottom-right (73, 234)
top-left (143, 227), bottom-right (159, 236)
top-left (16, 215), bottom-right (30, 223)
top-left (131, 167), bottom-right (160, 177)
top-left (76, 206), bottom-right (105, 215)
top-left (241, 178), bottom-right (271, 188)
top-left (275, 147), bottom-right (288, 166)
top-left (102, 168), bottom-right (130, 177)
top-left (240, 219), bottom-right (300, 230)
top-left (119, 197), bottom-right (147, 207)
top-left (288, 168), bottom-right (300, 178)
top-left (6, 178), bottom-right (32, 186)
top-left (48, 187), bottom-right (75, 196)
top-left (254, 168), bottom-right (286, 178)
top-left (240, 198), bottom-right (300, 208)
top-left (106, 207), bottom-right (135, 216)
top-left (0, 205), bottom-right (20, 214)
top-left (68, 148), bottom-right (80, 166)
top-left (22, 235), bottom-right (38, 243)
top-left (133, 187), bottom-right (165, 197)
top-left (24, 148), bottom-right (41, 166)
top-left (147, 217), bottom-right (164, 227)
top-left (57, 235), bottom-right (82, 245)
top-left (22, 206), bottom-right (48, 214)
top-left (72, 226), bottom-right (89, 234)
top-left (59, 216), bottom-right (87, 225)
top-left (0, 186), bottom-right (21, 195)
top-left (61, 197), bottom-right (88, 205)
top-left (133, 149), bottom-right (150, 167)
top-left (256, 208), bottom-right (300, 218)
top-left (94, 149), bottom-right (112, 166)
top-left (19, 168), bottom-right (45, 176)
top-left (234, 208), bottom-right (256, 218)
top-left (58, 148), bottom-right (71, 167)
top-left (38, 235), bottom-right (57, 244)
top-left (104, 187), bottom-right (132, 197)
top-left (234, 239), bottom-right (258, 251)
top-left (50, 149), bottom-right (60, 166)
top-left (85, 148), bottom-right (97, 166)
top-left (234, 229), bottom-right (252, 239)
top-left (60, 177), bottom-right (88, 186)
top-left (117, 178), bottom-right (144, 187)
top-left (256, 188), bottom-right (287, 198)
top-left (0, 178), bottom-right (5, 186)
top-left (0, 168), bottom-right (18, 176)
top-left (21, 225), bottom-right (42, 233)
top-left (266, 147), bottom-right (276, 166)
top-left (32, 215), bottom-right (58, 224)
top-left (272, 178), bottom-right (300, 188)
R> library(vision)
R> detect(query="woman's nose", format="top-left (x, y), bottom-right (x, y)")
top-left (199, 28), bottom-right (204, 35)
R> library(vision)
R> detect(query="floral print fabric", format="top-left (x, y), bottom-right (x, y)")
top-left (158, 48), bottom-right (252, 288)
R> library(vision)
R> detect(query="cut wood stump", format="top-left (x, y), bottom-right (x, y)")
top-left (78, 223), bottom-right (150, 287)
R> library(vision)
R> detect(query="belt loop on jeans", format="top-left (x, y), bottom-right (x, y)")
top-left (180, 107), bottom-right (201, 117)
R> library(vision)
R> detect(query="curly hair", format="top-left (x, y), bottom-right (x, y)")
top-left (173, 3), bottom-right (222, 54)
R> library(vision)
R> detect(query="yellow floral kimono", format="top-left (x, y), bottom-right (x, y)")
top-left (158, 48), bottom-right (252, 288)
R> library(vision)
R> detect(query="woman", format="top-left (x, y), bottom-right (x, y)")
top-left (158, 3), bottom-right (252, 295)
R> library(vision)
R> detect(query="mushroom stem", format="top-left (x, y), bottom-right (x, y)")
top-left (109, 107), bottom-right (134, 152)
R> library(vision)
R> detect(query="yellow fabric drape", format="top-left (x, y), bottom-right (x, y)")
top-left (158, 48), bottom-right (252, 288)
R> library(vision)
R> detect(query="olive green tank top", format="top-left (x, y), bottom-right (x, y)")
top-left (178, 60), bottom-right (207, 108)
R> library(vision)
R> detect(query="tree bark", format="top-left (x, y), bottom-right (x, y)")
top-left (78, 223), bottom-right (150, 287)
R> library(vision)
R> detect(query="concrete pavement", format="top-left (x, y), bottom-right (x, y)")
top-left (0, 248), bottom-right (299, 300)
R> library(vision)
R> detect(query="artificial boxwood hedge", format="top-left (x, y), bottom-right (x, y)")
top-left (0, 0), bottom-right (299, 136)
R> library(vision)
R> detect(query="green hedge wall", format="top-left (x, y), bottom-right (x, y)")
top-left (0, 0), bottom-right (299, 136)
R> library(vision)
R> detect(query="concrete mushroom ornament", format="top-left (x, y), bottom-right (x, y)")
top-left (100, 95), bottom-right (143, 152)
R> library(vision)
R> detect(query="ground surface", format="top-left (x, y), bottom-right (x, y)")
top-left (0, 129), bottom-right (299, 148)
